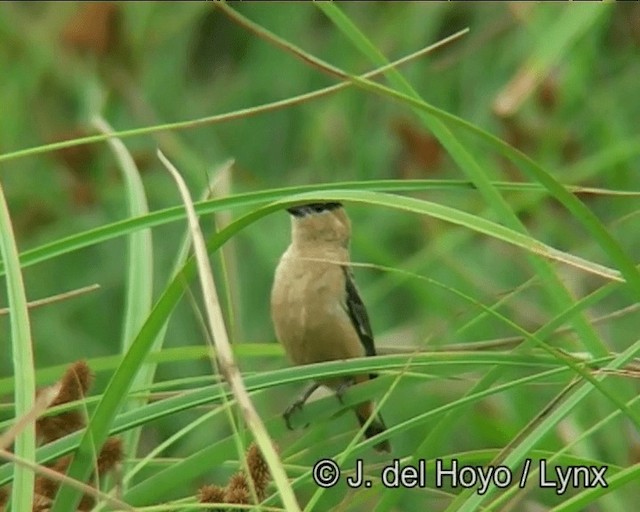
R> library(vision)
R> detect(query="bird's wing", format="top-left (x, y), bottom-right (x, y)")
top-left (342, 267), bottom-right (376, 357)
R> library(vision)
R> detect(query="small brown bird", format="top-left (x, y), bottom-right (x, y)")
top-left (270, 202), bottom-right (390, 452)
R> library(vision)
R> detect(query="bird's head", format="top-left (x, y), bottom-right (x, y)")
top-left (286, 202), bottom-right (351, 247)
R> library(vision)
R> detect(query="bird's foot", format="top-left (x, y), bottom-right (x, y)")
top-left (283, 382), bottom-right (319, 430)
top-left (283, 400), bottom-right (305, 430)
top-left (335, 378), bottom-right (356, 405)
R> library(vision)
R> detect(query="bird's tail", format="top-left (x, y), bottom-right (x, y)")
top-left (355, 401), bottom-right (391, 453)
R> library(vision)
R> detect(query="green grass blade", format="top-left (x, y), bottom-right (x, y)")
top-left (93, 118), bottom-right (154, 471)
top-left (0, 183), bottom-right (36, 512)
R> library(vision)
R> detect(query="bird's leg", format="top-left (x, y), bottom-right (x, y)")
top-left (335, 377), bottom-right (356, 405)
top-left (283, 382), bottom-right (320, 430)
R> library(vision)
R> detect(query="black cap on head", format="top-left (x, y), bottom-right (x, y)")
top-left (286, 202), bottom-right (342, 217)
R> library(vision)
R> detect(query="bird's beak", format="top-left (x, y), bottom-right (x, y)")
top-left (286, 205), bottom-right (309, 217)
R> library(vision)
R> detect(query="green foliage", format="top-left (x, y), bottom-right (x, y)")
top-left (0, 3), bottom-right (639, 511)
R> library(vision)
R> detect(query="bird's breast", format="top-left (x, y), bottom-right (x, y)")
top-left (271, 252), bottom-right (364, 366)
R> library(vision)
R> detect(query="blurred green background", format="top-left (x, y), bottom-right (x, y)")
top-left (1, 2), bottom-right (639, 510)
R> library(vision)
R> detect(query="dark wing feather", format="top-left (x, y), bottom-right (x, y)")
top-left (342, 267), bottom-right (376, 357)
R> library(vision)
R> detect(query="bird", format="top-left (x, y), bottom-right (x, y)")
top-left (270, 201), bottom-right (390, 452)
